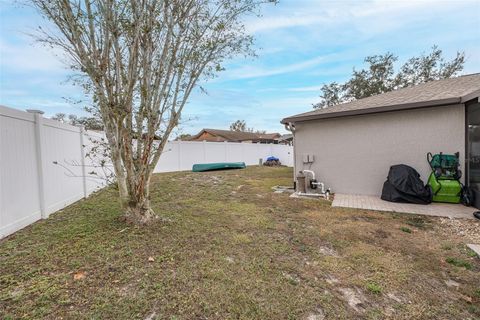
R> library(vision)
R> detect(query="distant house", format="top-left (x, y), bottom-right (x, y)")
top-left (190, 128), bottom-right (282, 144)
top-left (277, 134), bottom-right (293, 146)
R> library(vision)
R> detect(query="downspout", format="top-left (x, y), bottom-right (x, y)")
top-left (284, 122), bottom-right (296, 188)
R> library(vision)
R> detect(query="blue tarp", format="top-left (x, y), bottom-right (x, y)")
top-left (266, 156), bottom-right (279, 162)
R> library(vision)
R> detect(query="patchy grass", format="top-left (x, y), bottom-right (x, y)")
top-left (475, 289), bottom-right (480, 298)
top-left (405, 216), bottom-right (429, 229)
top-left (1, 166), bottom-right (479, 319)
top-left (465, 247), bottom-right (477, 258)
top-left (366, 282), bottom-right (382, 295)
top-left (400, 226), bottom-right (412, 233)
top-left (445, 257), bottom-right (473, 270)
top-left (441, 242), bottom-right (454, 250)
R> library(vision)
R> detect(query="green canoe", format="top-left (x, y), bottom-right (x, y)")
top-left (192, 162), bottom-right (246, 172)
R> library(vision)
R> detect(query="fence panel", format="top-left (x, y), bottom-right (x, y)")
top-left (204, 141), bottom-right (227, 163)
top-left (178, 141), bottom-right (205, 171)
top-left (0, 106), bottom-right (106, 238)
top-left (156, 141), bottom-right (181, 172)
top-left (1, 105), bottom-right (293, 238)
top-left (0, 107), bottom-right (41, 238)
top-left (154, 141), bottom-right (293, 173)
top-left (82, 130), bottom-right (110, 195)
top-left (42, 119), bottom-right (85, 215)
top-left (271, 144), bottom-right (294, 167)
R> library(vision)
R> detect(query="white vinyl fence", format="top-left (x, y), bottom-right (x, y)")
top-left (0, 105), bottom-right (293, 238)
top-left (0, 106), bottom-right (108, 239)
top-left (155, 140), bottom-right (293, 172)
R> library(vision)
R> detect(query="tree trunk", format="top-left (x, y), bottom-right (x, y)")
top-left (106, 134), bottom-right (157, 225)
top-left (123, 197), bottom-right (157, 225)
top-left (122, 173), bottom-right (157, 224)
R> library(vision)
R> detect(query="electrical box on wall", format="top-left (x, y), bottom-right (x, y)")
top-left (302, 154), bottom-right (315, 163)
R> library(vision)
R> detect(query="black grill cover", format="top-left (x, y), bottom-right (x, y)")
top-left (381, 164), bottom-right (432, 204)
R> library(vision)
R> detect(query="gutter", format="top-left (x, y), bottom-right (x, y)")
top-left (284, 122), bottom-right (295, 133)
top-left (280, 97), bottom-right (463, 124)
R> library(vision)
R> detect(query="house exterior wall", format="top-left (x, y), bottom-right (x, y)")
top-left (293, 104), bottom-right (465, 195)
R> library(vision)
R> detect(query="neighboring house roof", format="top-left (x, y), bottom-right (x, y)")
top-left (281, 73), bottom-right (480, 124)
top-left (278, 134), bottom-right (293, 141)
top-left (257, 133), bottom-right (282, 140)
top-left (190, 128), bottom-right (281, 142)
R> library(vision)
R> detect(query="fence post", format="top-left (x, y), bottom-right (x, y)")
top-left (79, 126), bottom-right (88, 198)
top-left (27, 109), bottom-right (47, 219)
top-left (203, 140), bottom-right (206, 162)
top-left (224, 141), bottom-right (228, 162)
top-left (177, 141), bottom-right (182, 171)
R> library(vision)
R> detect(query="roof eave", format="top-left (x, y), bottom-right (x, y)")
top-left (461, 89), bottom-right (480, 103)
top-left (280, 97), bottom-right (462, 124)
top-left (190, 129), bottom-right (208, 140)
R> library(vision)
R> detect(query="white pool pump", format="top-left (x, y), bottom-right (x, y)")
top-left (296, 170), bottom-right (331, 199)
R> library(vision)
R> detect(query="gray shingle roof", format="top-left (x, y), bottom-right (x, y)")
top-left (281, 73), bottom-right (480, 124)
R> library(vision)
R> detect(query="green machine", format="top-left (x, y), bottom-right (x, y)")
top-left (427, 152), bottom-right (463, 204)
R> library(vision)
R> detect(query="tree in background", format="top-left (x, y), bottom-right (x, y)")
top-left (51, 112), bottom-right (67, 123)
top-left (229, 120), bottom-right (266, 134)
top-left (51, 113), bottom-right (103, 130)
top-left (230, 120), bottom-right (248, 132)
top-left (314, 46), bottom-right (465, 109)
top-left (174, 133), bottom-right (192, 141)
top-left (32, 0), bottom-right (275, 224)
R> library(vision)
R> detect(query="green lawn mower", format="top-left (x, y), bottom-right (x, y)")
top-left (427, 152), bottom-right (472, 205)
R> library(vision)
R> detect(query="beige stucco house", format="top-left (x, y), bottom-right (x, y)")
top-left (281, 73), bottom-right (480, 205)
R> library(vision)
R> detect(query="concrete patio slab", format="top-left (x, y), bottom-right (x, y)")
top-left (332, 194), bottom-right (477, 219)
top-left (467, 244), bottom-right (480, 257)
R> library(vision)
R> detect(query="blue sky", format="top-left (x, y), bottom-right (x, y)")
top-left (1, 0), bottom-right (479, 136)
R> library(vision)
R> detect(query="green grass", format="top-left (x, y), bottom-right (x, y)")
top-left (475, 289), bottom-right (480, 298)
top-left (406, 216), bottom-right (428, 229)
top-left (400, 226), bottom-right (412, 233)
top-left (0, 166), bottom-right (479, 319)
top-left (446, 257), bottom-right (473, 270)
top-left (366, 282), bottom-right (382, 294)
top-left (465, 248), bottom-right (477, 258)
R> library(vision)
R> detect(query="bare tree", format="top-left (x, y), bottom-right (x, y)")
top-left (229, 119), bottom-right (247, 132)
top-left (51, 112), bottom-right (104, 130)
top-left (51, 112), bottom-right (67, 122)
top-left (31, 0), bottom-right (275, 224)
top-left (229, 119), bottom-right (265, 133)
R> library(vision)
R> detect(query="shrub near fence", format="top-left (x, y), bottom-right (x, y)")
top-left (0, 105), bottom-right (293, 238)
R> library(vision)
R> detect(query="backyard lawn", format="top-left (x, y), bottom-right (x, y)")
top-left (1, 166), bottom-right (479, 319)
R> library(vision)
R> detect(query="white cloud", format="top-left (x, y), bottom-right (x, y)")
top-left (288, 85), bottom-right (324, 92)
top-left (246, 14), bottom-right (320, 33)
top-left (247, 0), bottom-right (465, 34)
top-left (0, 88), bottom-right (28, 97)
top-left (259, 96), bottom-right (320, 110)
top-left (222, 55), bottom-right (327, 80)
top-left (1, 97), bottom-right (76, 110)
top-left (0, 38), bottom-right (68, 73)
